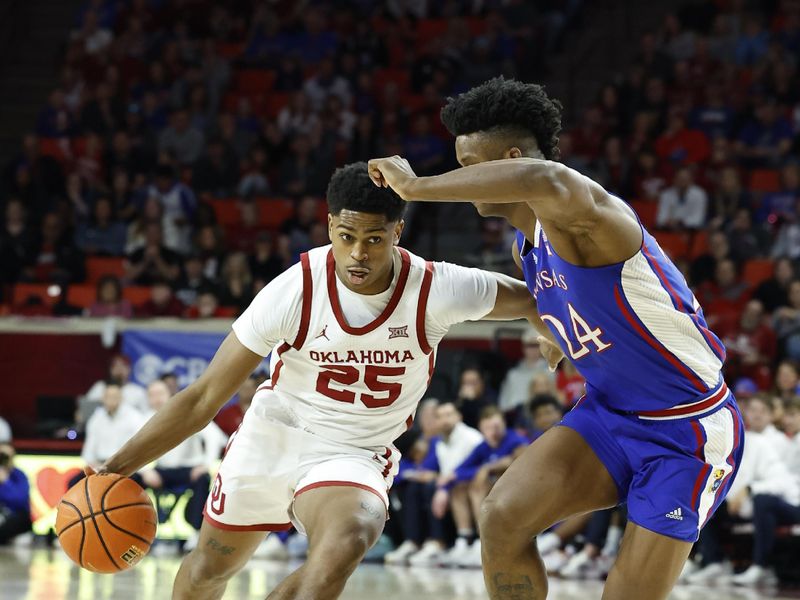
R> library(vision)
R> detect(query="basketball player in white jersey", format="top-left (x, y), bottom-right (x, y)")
top-left (96, 162), bottom-right (561, 600)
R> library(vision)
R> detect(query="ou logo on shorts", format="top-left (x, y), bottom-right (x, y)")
top-left (210, 473), bottom-right (227, 515)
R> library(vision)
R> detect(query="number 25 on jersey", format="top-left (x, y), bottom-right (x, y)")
top-left (316, 365), bottom-right (406, 408)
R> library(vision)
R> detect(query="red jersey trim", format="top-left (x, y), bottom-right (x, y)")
top-left (292, 253), bottom-right (313, 350)
top-left (637, 382), bottom-right (728, 419)
top-left (325, 248), bottom-right (411, 336)
top-left (294, 480), bottom-right (388, 511)
top-left (270, 342), bottom-right (291, 387)
top-left (416, 260), bottom-right (434, 354)
top-left (202, 509), bottom-right (293, 532)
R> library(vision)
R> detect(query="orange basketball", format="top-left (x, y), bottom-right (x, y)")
top-left (56, 473), bottom-right (157, 573)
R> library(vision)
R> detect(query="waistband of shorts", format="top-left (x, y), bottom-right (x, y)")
top-left (634, 380), bottom-right (730, 421)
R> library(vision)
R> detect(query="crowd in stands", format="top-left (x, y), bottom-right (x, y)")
top-left (3, 0), bottom-right (800, 588)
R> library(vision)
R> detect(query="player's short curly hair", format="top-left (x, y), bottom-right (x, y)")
top-left (440, 77), bottom-right (563, 160)
top-left (326, 162), bottom-right (406, 222)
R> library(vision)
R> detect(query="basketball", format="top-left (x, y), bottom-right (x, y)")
top-left (56, 473), bottom-right (157, 573)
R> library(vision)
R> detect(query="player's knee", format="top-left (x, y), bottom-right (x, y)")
top-left (309, 519), bottom-right (381, 575)
top-left (479, 494), bottom-right (541, 549)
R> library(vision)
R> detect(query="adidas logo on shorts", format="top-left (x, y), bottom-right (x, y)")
top-left (665, 507), bottom-right (683, 521)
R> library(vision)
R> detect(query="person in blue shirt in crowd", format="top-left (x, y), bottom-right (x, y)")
top-left (0, 443), bottom-right (31, 545)
top-left (431, 406), bottom-right (529, 568)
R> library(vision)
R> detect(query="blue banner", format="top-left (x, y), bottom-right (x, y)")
top-left (121, 330), bottom-right (269, 389)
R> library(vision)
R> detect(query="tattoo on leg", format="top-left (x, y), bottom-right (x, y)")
top-left (206, 538), bottom-right (236, 556)
top-left (491, 573), bottom-right (537, 600)
top-left (360, 501), bottom-right (383, 520)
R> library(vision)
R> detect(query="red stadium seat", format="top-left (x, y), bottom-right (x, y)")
top-left (689, 231), bottom-right (709, 259)
top-left (123, 286), bottom-right (152, 306)
top-left (257, 198), bottom-right (295, 228)
top-left (209, 199), bottom-right (242, 227)
top-left (654, 231), bottom-right (690, 260)
top-left (417, 19), bottom-right (448, 44)
top-left (749, 169), bottom-right (781, 193)
top-left (86, 257), bottom-right (125, 283)
top-left (742, 259), bottom-right (774, 287)
top-left (236, 69), bottom-right (276, 94)
top-left (630, 200), bottom-right (658, 229)
top-left (66, 284), bottom-right (96, 308)
top-left (12, 283), bottom-right (56, 307)
top-left (217, 42), bottom-right (245, 59)
top-left (373, 69), bottom-right (411, 94)
top-left (264, 92), bottom-right (290, 118)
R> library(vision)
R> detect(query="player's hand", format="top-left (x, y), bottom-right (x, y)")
top-left (431, 488), bottom-right (450, 519)
top-left (367, 156), bottom-right (418, 200)
top-left (538, 336), bottom-right (564, 372)
top-left (84, 465), bottom-right (98, 477)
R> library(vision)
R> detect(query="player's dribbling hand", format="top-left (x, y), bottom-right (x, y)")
top-left (367, 156), bottom-right (418, 200)
top-left (538, 336), bottom-right (564, 372)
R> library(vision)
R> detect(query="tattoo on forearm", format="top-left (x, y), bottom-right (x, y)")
top-left (206, 538), bottom-right (236, 556)
top-left (490, 573), bottom-right (537, 600)
top-left (360, 501), bottom-right (383, 520)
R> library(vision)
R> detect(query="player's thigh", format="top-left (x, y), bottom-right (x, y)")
top-left (293, 485), bottom-right (386, 557)
top-left (603, 521), bottom-right (692, 600)
top-left (481, 425), bottom-right (619, 535)
top-left (184, 520), bottom-right (267, 580)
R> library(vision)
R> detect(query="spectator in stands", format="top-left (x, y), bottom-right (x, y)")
top-left (736, 97), bottom-right (793, 167)
top-left (656, 167), bottom-right (708, 230)
top-left (219, 252), bottom-right (253, 312)
top-left (775, 360), bottom-right (800, 403)
top-left (136, 279), bottom-right (185, 317)
top-left (690, 230), bottom-right (730, 286)
top-left (26, 212), bottom-right (85, 284)
top-left (725, 208), bottom-right (771, 264)
top-left (690, 82), bottom-right (734, 141)
top-left (124, 222), bottom-right (181, 285)
top-left (735, 14), bottom-right (770, 66)
top-left (687, 397), bottom-right (798, 585)
top-left (83, 354), bottom-right (147, 418)
top-left (707, 166), bottom-right (749, 230)
top-left (746, 394), bottom-right (793, 458)
top-left (455, 367), bottom-right (496, 429)
top-left (654, 108), bottom-right (710, 167)
top-left (0, 199), bottom-right (36, 284)
top-left (74, 383), bottom-right (146, 487)
top-left (192, 136), bottom-right (239, 198)
top-left (215, 373), bottom-right (260, 436)
top-left (248, 232), bottom-right (284, 285)
top-left (697, 258), bottom-right (751, 331)
top-left (281, 196), bottom-right (321, 256)
top-left (387, 400), bottom-right (483, 566)
top-left (526, 394), bottom-right (564, 441)
top-left (135, 379), bottom-right (223, 551)
top-left (722, 300), bottom-right (777, 389)
top-left (186, 288), bottom-right (226, 319)
top-left (783, 397), bottom-right (800, 473)
top-left (770, 197), bottom-right (800, 260)
top-left (158, 108), bottom-right (204, 166)
top-left (279, 135), bottom-right (329, 197)
top-left (774, 280), bottom-right (800, 360)
top-left (593, 136), bottom-right (630, 197)
top-left (757, 162), bottom-right (800, 224)
top-left (432, 407), bottom-right (529, 568)
top-left (237, 146), bottom-right (271, 199)
top-left (74, 197), bottom-right (127, 256)
top-left (0, 443), bottom-right (31, 545)
top-left (87, 274), bottom-right (133, 318)
top-left (175, 252), bottom-right (217, 307)
top-left (755, 258), bottom-right (796, 313)
top-left (0, 418), bottom-right (10, 444)
top-left (303, 56), bottom-right (351, 111)
top-left (195, 224), bottom-right (225, 281)
top-left (277, 92), bottom-right (320, 137)
top-left (146, 165), bottom-right (197, 254)
top-left (498, 329), bottom-right (555, 415)
top-left (403, 114), bottom-right (446, 177)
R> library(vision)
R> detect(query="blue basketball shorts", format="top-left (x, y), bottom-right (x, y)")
top-left (559, 390), bottom-right (744, 542)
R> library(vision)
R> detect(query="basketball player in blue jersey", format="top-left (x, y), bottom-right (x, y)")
top-left (368, 77), bottom-right (744, 600)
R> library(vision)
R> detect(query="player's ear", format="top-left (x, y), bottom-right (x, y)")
top-left (394, 219), bottom-right (404, 244)
top-left (327, 214), bottom-right (334, 241)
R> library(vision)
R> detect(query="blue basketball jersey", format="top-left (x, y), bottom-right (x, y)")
top-left (517, 218), bottom-right (728, 415)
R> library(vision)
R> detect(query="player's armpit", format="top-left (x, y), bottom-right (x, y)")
top-left (103, 333), bottom-right (263, 477)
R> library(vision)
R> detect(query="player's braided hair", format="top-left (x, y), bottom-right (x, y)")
top-left (440, 76), bottom-right (563, 160)
top-left (326, 162), bottom-right (406, 221)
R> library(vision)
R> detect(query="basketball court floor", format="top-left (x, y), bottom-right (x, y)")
top-left (2, 547), bottom-right (798, 600)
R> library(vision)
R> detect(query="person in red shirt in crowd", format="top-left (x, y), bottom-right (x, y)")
top-left (654, 108), bottom-right (711, 167)
top-left (721, 299), bottom-right (777, 389)
top-left (556, 361), bottom-right (586, 408)
top-left (185, 289), bottom-right (229, 319)
top-left (215, 373), bottom-right (260, 436)
top-left (136, 278), bottom-right (185, 317)
top-left (569, 106), bottom-right (607, 160)
top-left (696, 258), bottom-right (751, 332)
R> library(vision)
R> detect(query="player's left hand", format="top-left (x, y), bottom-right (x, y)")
top-left (538, 336), bottom-right (565, 371)
top-left (368, 156), bottom-right (418, 200)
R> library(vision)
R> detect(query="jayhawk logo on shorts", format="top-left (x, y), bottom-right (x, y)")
top-left (709, 468), bottom-right (726, 493)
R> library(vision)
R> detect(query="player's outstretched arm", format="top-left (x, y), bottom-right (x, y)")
top-left (368, 155), bottom-right (604, 227)
top-left (102, 333), bottom-right (263, 477)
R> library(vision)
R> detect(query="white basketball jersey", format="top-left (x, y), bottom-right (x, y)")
top-left (258, 245), bottom-right (436, 448)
